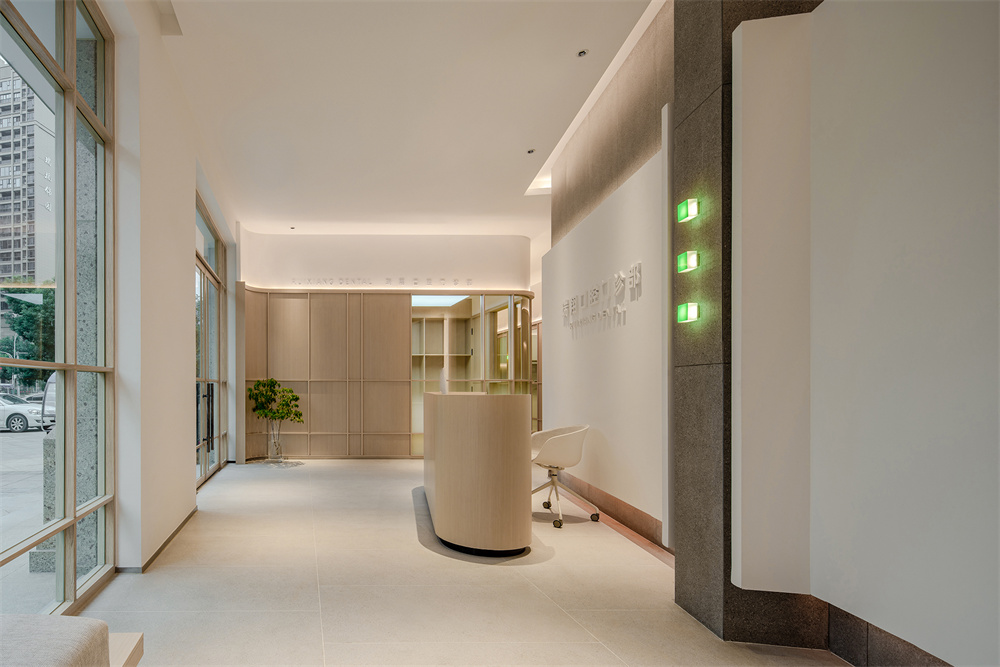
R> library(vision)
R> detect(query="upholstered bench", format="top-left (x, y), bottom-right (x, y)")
top-left (0, 615), bottom-right (142, 667)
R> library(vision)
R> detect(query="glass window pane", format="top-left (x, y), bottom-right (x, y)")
top-left (0, 369), bottom-right (62, 552)
top-left (76, 115), bottom-right (104, 367)
top-left (0, 531), bottom-right (63, 613)
top-left (208, 279), bottom-right (218, 380)
top-left (194, 271), bottom-right (202, 378)
top-left (195, 208), bottom-right (217, 273)
top-left (75, 506), bottom-right (104, 585)
top-left (1, 21), bottom-right (65, 365)
top-left (8, 1), bottom-right (63, 66)
top-left (75, 2), bottom-right (103, 122)
top-left (76, 371), bottom-right (103, 506)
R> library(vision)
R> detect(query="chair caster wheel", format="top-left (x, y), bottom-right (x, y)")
top-left (553, 519), bottom-right (563, 528)
top-left (591, 513), bottom-right (600, 522)
top-left (542, 501), bottom-right (551, 509)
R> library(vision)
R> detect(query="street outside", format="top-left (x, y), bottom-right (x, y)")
top-left (0, 428), bottom-right (61, 613)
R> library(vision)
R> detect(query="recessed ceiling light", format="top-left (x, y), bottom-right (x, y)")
top-left (577, 49), bottom-right (589, 57)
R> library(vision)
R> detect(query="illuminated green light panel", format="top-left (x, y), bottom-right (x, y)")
top-left (677, 251), bottom-right (698, 273)
top-left (677, 302), bottom-right (699, 323)
top-left (677, 198), bottom-right (699, 223)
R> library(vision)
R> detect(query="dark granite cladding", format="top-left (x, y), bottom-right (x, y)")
top-left (720, 0), bottom-right (824, 85)
top-left (719, 83), bottom-right (733, 364)
top-left (868, 626), bottom-right (951, 667)
top-left (673, 0), bottom-right (722, 126)
top-left (830, 605), bottom-right (869, 666)
top-left (672, 363), bottom-right (726, 636)
top-left (724, 585), bottom-right (829, 648)
top-left (672, 88), bottom-right (724, 368)
top-left (672, 0), bottom-right (829, 652)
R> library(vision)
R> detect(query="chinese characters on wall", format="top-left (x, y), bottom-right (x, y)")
top-left (562, 261), bottom-right (642, 337)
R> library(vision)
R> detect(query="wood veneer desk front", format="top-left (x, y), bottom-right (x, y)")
top-left (423, 392), bottom-right (531, 556)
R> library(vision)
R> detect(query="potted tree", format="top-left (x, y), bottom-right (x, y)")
top-left (247, 378), bottom-right (304, 461)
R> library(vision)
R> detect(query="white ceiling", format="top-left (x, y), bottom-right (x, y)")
top-left (163, 0), bottom-right (648, 252)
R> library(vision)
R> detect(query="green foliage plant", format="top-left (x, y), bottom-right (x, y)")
top-left (247, 378), bottom-right (304, 460)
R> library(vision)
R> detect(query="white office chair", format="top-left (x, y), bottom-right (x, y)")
top-left (530, 425), bottom-right (598, 528)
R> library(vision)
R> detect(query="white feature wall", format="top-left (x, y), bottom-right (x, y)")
top-left (107, 0), bottom-right (237, 569)
top-left (733, 2), bottom-right (999, 663)
top-left (240, 231), bottom-right (530, 291)
top-left (809, 2), bottom-right (998, 664)
top-left (731, 13), bottom-right (812, 595)
top-left (542, 153), bottom-right (663, 524)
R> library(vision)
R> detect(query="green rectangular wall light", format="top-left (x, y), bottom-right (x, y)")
top-left (677, 198), bottom-right (699, 223)
top-left (677, 302), bottom-right (699, 323)
top-left (677, 251), bottom-right (699, 273)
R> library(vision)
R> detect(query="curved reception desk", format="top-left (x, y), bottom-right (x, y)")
top-left (423, 392), bottom-right (531, 556)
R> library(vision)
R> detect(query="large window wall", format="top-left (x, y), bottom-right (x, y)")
top-left (195, 199), bottom-right (225, 486)
top-left (0, 0), bottom-right (113, 614)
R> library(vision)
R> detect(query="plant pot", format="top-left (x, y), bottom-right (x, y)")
top-left (268, 434), bottom-right (284, 462)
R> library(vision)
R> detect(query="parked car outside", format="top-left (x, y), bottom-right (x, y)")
top-left (0, 393), bottom-right (43, 432)
top-left (23, 392), bottom-right (45, 403)
top-left (40, 373), bottom-right (56, 432)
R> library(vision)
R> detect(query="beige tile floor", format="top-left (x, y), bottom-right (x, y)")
top-left (80, 460), bottom-right (847, 666)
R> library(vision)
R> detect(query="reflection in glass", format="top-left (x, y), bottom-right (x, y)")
top-left (207, 280), bottom-right (218, 380)
top-left (0, 533), bottom-right (63, 613)
top-left (76, 116), bottom-right (103, 367)
top-left (194, 271), bottom-right (202, 379)
top-left (75, 506), bottom-right (103, 585)
top-left (0, 370), bottom-right (63, 552)
top-left (195, 208), bottom-right (217, 273)
top-left (76, 371), bottom-right (104, 506)
top-left (75, 3), bottom-right (103, 121)
top-left (0, 25), bottom-right (64, 367)
top-left (9, 1), bottom-right (63, 66)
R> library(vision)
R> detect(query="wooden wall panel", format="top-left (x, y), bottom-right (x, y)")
top-left (349, 382), bottom-right (362, 432)
top-left (363, 434), bottom-right (411, 457)
top-left (281, 381), bottom-right (309, 433)
top-left (363, 382), bottom-right (410, 433)
top-left (310, 434), bottom-right (349, 457)
top-left (246, 433), bottom-right (268, 460)
top-left (245, 382), bottom-right (267, 434)
top-left (245, 290), bottom-right (268, 379)
top-left (349, 434), bottom-right (362, 456)
top-left (310, 293), bottom-right (348, 379)
top-left (279, 434), bottom-right (309, 457)
top-left (363, 293), bottom-right (411, 380)
top-left (348, 294), bottom-right (363, 380)
top-left (309, 381), bottom-right (349, 433)
top-left (268, 294), bottom-right (310, 379)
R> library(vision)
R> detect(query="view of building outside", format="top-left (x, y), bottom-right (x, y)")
top-left (0, 55), bottom-right (57, 396)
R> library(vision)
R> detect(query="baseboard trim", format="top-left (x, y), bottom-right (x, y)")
top-left (558, 471), bottom-right (664, 549)
top-left (116, 507), bottom-right (197, 574)
top-left (829, 604), bottom-right (950, 666)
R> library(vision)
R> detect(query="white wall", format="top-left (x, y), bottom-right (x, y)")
top-left (240, 231), bottom-right (530, 291)
top-left (732, 2), bottom-right (999, 663)
top-left (731, 14), bottom-right (812, 594)
top-left (106, 0), bottom-right (237, 568)
top-left (809, 2), bottom-right (998, 663)
top-left (542, 153), bottom-right (663, 523)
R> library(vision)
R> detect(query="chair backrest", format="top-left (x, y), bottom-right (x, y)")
top-left (531, 425), bottom-right (589, 469)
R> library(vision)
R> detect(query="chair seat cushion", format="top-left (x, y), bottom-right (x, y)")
top-left (0, 614), bottom-right (110, 667)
